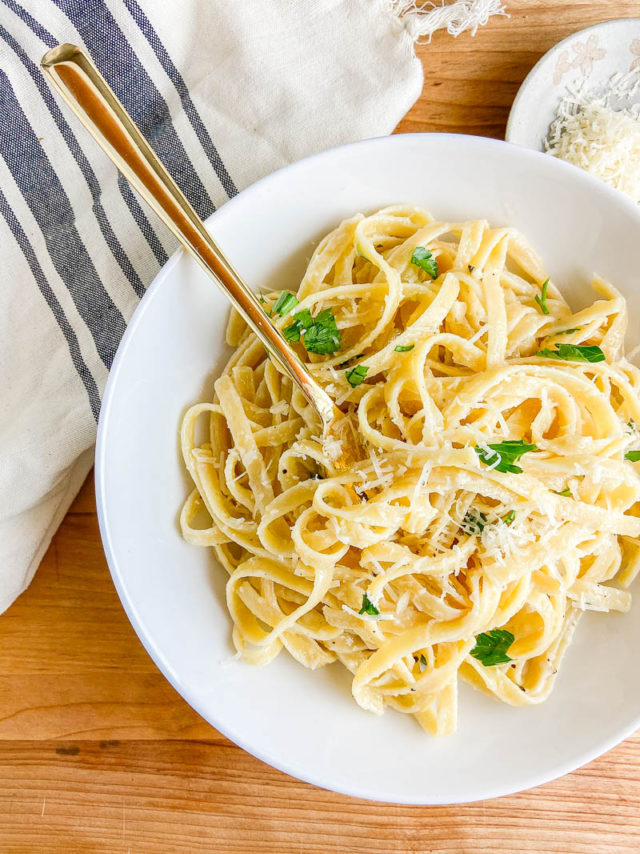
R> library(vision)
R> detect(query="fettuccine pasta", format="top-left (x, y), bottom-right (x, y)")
top-left (180, 205), bottom-right (640, 736)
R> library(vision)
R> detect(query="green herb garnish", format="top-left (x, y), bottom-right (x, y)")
top-left (554, 488), bottom-right (572, 497)
top-left (534, 277), bottom-right (550, 315)
top-left (283, 324), bottom-right (301, 342)
top-left (625, 451), bottom-right (640, 462)
top-left (283, 308), bottom-right (341, 354)
top-left (418, 654), bottom-right (427, 672)
top-left (461, 510), bottom-right (488, 535)
top-left (502, 510), bottom-right (516, 525)
top-left (536, 344), bottom-right (605, 363)
top-left (474, 440), bottom-right (537, 474)
top-left (346, 364), bottom-right (369, 387)
top-left (272, 290), bottom-right (299, 317)
top-left (359, 593), bottom-right (380, 616)
top-left (283, 308), bottom-right (313, 342)
top-left (411, 246), bottom-right (438, 279)
top-left (394, 344), bottom-right (414, 353)
top-left (557, 328), bottom-right (579, 335)
top-left (259, 295), bottom-right (266, 305)
top-left (470, 629), bottom-right (515, 667)
top-left (303, 308), bottom-right (341, 355)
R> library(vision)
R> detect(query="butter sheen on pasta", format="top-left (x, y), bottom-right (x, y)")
top-left (180, 206), bottom-right (640, 736)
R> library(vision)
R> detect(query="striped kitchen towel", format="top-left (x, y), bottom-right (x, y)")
top-left (0, 0), bottom-right (505, 614)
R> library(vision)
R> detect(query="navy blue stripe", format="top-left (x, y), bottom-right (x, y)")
top-left (117, 173), bottom-right (169, 266)
top-left (0, 69), bottom-right (126, 368)
top-left (53, 0), bottom-right (216, 222)
top-left (0, 0), bottom-right (57, 48)
top-left (1, 0), bottom-right (168, 270)
top-left (123, 0), bottom-right (237, 200)
top-left (0, 22), bottom-right (148, 299)
top-left (0, 188), bottom-right (101, 421)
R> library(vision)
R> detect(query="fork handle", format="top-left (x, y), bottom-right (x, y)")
top-left (41, 43), bottom-right (334, 422)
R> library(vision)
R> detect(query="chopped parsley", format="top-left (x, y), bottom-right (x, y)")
top-left (394, 344), bottom-right (414, 353)
top-left (259, 295), bottom-right (266, 305)
top-left (502, 510), bottom-right (516, 526)
top-left (536, 343), bottom-right (605, 363)
top-left (418, 654), bottom-right (427, 672)
top-left (271, 290), bottom-right (299, 317)
top-left (554, 488), bottom-right (572, 497)
top-left (303, 308), bottom-right (341, 355)
top-left (474, 440), bottom-right (537, 474)
top-left (283, 308), bottom-right (313, 342)
top-left (557, 327), bottom-right (579, 335)
top-left (284, 307), bottom-right (341, 355)
top-left (470, 629), bottom-right (515, 667)
top-left (534, 277), bottom-right (550, 315)
top-left (461, 510), bottom-right (488, 535)
top-left (410, 246), bottom-right (438, 279)
top-left (625, 451), bottom-right (640, 462)
top-left (359, 593), bottom-right (379, 616)
top-left (345, 364), bottom-right (369, 387)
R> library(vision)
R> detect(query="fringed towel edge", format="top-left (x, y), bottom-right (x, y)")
top-left (387, 0), bottom-right (508, 42)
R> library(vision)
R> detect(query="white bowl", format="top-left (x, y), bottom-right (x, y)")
top-left (96, 133), bottom-right (640, 804)
top-left (506, 18), bottom-right (640, 150)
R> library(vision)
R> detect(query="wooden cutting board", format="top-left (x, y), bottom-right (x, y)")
top-left (2, 2), bottom-right (640, 851)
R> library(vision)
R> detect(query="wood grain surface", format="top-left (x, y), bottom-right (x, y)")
top-left (3, 2), bottom-right (640, 851)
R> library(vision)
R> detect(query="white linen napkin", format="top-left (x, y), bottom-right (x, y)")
top-left (0, 0), bottom-right (505, 614)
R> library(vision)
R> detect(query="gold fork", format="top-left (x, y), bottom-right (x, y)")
top-left (41, 43), bottom-right (358, 471)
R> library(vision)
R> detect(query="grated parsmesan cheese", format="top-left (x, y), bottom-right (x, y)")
top-left (545, 75), bottom-right (640, 205)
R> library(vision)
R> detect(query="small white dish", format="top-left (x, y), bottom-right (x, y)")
top-left (96, 133), bottom-right (640, 804)
top-left (506, 18), bottom-right (640, 150)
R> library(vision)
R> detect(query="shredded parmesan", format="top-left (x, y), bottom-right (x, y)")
top-left (269, 400), bottom-right (289, 416)
top-left (545, 75), bottom-right (640, 204)
top-left (323, 435), bottom-right (343, 461)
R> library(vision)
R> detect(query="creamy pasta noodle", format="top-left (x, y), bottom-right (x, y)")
top-left (180, 206), bottom-right (640, 736)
